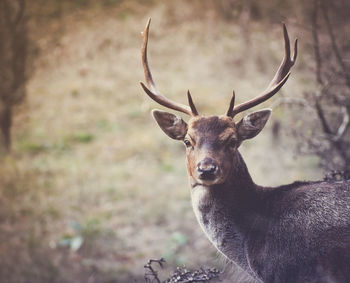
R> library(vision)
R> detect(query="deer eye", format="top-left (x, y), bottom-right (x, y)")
top-left (229, 139), bottom-right (237, 148)
top-left (184, 139), bottom-right (192, 148)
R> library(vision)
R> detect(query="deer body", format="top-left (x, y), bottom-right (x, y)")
top-left (185, 116), bottom-right (350, 282)
top-left (191, 156), bottom-right (350, 282)
top-left (140, 19), bottom-right (350, 282)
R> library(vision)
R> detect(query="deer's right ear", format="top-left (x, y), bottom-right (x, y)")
top-left (152, 110), bottom-right (188, 140)
top-left (236, 109), bottom-right (271, 141)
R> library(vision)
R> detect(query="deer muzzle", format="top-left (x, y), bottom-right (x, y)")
top-left (196, 157), bottom-right (220, 181)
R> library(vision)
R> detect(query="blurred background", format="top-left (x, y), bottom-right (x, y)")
top-left (0, 0), bottom-right (349, 282)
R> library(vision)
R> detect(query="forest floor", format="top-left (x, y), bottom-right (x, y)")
top-left (0, 1), bottom-right (322, 282)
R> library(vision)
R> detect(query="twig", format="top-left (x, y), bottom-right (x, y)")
top-left (164, 266), bottom-right (220, 283)
top-left (314, 94), bottom-right (333, 135)
top-left (333, 106), bottom-right (350, 141)
top-left (144, 258), bottom-right (166, 283)
top-left (143, 258), bottom-right (221, 283)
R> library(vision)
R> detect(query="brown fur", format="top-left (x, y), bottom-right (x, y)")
top-left (150, 109), bottom-right (350, 282)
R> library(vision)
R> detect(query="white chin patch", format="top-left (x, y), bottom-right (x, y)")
top-left (196, 178), bottom-right (223, 186)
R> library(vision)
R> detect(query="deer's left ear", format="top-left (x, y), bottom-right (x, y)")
top-left (152, 109), bottom-right (188, 140)
top-left (236, 109), bottom-right (271, 141)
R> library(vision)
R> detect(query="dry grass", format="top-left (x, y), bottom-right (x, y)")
top-left (1, 1), bottom-right (322, 282)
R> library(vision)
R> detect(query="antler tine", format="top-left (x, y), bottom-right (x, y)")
top-left (187, 90), bottom-right (199, 116)
top-left (226, 90), bottom-right (236, 117)
top-left (140, 18), bottom-right (196, 116)
top-left (228, 23), bottom-right (298, 118)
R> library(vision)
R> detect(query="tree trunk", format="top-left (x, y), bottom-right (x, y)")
top-left (0, 104), bottom-right (12, 154)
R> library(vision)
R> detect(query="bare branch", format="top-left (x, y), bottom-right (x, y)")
top-left (144, 258), bottom-right (165, 283)
top-left (311, 0), bottom-right (323, 86)
top-left (333, 106), bottom-right (350, 141)
top-left (315, 96), bottom-right (333, 135)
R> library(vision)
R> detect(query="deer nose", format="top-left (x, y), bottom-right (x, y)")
top-left (197, 158), bottom-right (218, 179)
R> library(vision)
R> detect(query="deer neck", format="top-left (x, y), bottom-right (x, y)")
top-left (189, 151), bottom-right (261, 276)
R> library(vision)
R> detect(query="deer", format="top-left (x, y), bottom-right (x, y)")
top-left (140, 19), bottom-right (350, 283)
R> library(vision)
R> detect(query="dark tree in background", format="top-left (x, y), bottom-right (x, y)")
top-left (0, 0), bottom-right (27, 154)
top-left (304, 0), bottom-right (350, 171)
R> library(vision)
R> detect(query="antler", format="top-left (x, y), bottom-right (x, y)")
top-left (140, 18), bottom-right (198, 116)
top-left (227, 23), bottom-right (298, 118)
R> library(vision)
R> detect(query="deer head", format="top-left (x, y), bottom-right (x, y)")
top-left (140, 19), bottom-right (297, 187)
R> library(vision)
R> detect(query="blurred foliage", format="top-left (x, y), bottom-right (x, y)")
top-left (272, 0), bottom-right (350, 171)
top-left (27, 0), bottom-right (154, 19)
top-left (302, 0), bottom-right (350, 171)
top-left (208, 0), bottom-right (298, 22)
